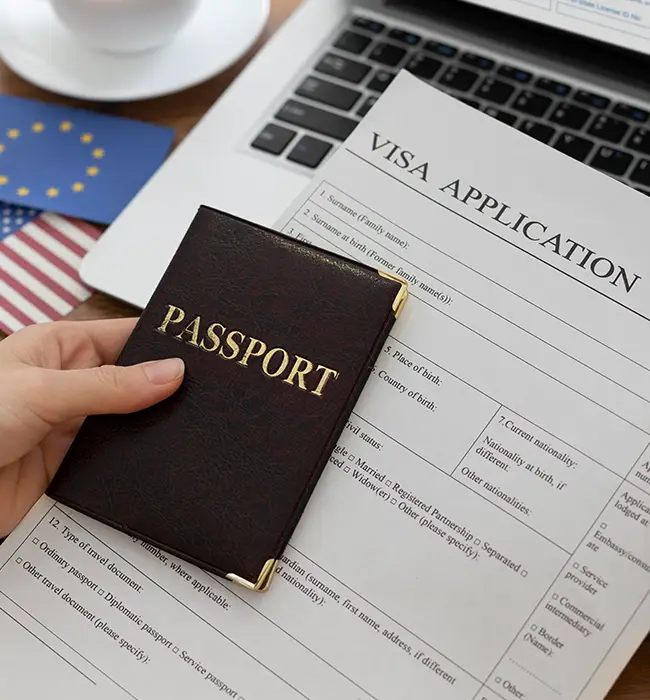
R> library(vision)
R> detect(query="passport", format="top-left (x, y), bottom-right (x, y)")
top-left (47, 205), bottom-right (407, 592)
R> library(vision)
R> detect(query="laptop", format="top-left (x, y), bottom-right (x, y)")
top-left (81, 0), bottom-right (650, 309)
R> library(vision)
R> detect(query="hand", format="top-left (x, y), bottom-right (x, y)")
top-left (0, 318), bottom-right (184, 538)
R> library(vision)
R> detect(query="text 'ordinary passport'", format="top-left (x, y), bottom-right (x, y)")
top-left (48, 205), bottom-right (407, 592)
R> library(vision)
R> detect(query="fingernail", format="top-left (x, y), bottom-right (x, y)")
top-left (142, 358), bottom-right (185, 385)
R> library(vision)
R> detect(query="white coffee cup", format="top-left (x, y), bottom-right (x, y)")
top-left (50, 0), bottom-right (201, 54)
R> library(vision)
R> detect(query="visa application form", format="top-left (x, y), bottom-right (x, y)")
top-left (2, 70), bottom-right (650, 700)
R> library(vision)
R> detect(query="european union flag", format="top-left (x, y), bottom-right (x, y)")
top-left (0, 96), bottom-right (174, 224)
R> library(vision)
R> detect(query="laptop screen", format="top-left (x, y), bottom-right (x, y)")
top-left (459, 0), bottom-right (650, 56)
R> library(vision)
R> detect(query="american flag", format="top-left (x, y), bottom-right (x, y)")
top-left (0, 201), bottom-right (101, 335)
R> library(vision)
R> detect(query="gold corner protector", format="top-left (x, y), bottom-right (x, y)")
top-left (226, 559), bottom-right (276, 592)
top-left (378, 270), bottom-right (409, 319)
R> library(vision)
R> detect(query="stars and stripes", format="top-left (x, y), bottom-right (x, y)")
top-left (0, 204), bottom-right (38, 243)
top-left (0, 202), bottom-right (101, 334)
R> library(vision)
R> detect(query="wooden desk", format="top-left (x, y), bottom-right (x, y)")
top-left (0, 1), bottom-right (647, 696)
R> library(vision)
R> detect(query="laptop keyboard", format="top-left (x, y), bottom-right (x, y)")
top-left (250, 14), bottom-right (650, 195)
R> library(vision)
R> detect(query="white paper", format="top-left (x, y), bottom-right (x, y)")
top-left (2, 71), bottom-right (650, 700)
top-left (467, 0), bottom-right (650, 57)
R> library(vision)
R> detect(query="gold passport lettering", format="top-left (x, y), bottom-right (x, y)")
top-left (157, 304), bottom-right (339, 397)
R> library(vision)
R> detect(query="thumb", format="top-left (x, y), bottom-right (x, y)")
top-left (32, 357), bottom-right (185, 424)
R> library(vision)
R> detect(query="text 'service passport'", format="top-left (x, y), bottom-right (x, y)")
top-left (48, 206), bottom-right (407, 591)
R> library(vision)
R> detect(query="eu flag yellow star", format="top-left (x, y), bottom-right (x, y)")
top-left (2, 120), bottom-right (102, 205)
top-left (0, 94), bottom-right (174, 223)
top-left (4, 118), bottom-right (106, 204)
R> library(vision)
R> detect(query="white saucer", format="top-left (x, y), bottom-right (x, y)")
top-left (0, 0), bottom-right (270, 101)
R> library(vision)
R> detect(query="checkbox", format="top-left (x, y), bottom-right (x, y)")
top-left (173, 646), bottom-right (179, 654)
top-left (386, 480), bottom-right (392, 487)
top-left (521, 569), bottom-right (528, 578)
top-left (391, 498), bottom-right (397, 505)
top-left (32, 537), bottom-right (39, 545)
top-left (348, 455), bottom-right (354, 462)
top-left (531, 624), bottom-right (537, 631)
top-left (552, 593), bottom-right (559, 600)
top-left (16, 557), bottom-right (22, 565)
top-left (98, 589), bottom-right (105, 597)
top-left (474, 538), bottom-right (481, 545)
top-left (573, 562), bottom-right (579, 570)
top-left (600, 522), bottom-right (607, 530)
top-left (344, 466), bottom-right (350, 473)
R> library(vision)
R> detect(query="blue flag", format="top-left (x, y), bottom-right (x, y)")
top-left (0, 96), bottom-right (174, 224)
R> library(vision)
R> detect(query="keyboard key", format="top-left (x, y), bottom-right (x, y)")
top-left (497, 65), bottom-right (532, 83)
top-left (388, 28), bottom-right (421, 45)
top-left (357, 95), bottom-right (378, 117)
top-left (536, 77), bottom-right (571, 96)
top-left (314, 53), bottom-right (371, 84)
top-left (573, 90), bottom-right (610, 109)
top-left (484, 107), bottom-right (518, 125)
top-left (251, 123), bottom-right (296, 155)
top-left (367, 69), bottom-right (396, 93)
top-left (519, 120), bottom-right (556, 143)
top-left (460, 52), bottom-right (494, 70)
top-left (459, 98), bottom-right (480, 108)
top-left (511, 90), bottom-right (553, 117)
top-left (613, 103), bottom-right (649, 122)
top-left (629, 158), bottom-right (650, 186)
top-left (439, 65), bottom-right (479, 92)
top-left (549, 103), bottom-right (591, 130)
top-left (554, 132), bottom-right (594, 161)
top-left (275, 100), bottom-right (358, 141)
top-left (590, 146), bottom-right (633, 175)
top-left (287, 135), bottom-right (332, 168)
top-left (406, 53), bottom-right (443, 80)
top-left (587, 114), bottom-right (629, 143)
top-left (424, 40), bottom-right (457, 57)
top-left (334, 30), bottom-right (372, 54)
top-left (352, 16), bottom-right (384, 33)
top-left (368, 42), bottom-right (407, 66)
top-left (295, 76), bottom-right (362, 111)
top-left (627, 127), bottom-right (650, 154)
top-left (475, 78), bottom-right (515, 105)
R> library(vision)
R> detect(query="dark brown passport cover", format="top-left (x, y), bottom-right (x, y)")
top-left (47, 205), bottom-right (407, 591)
